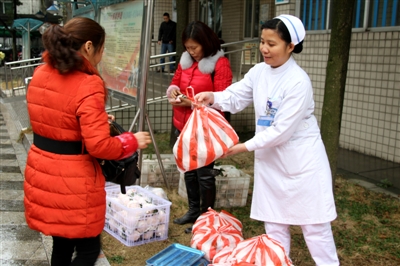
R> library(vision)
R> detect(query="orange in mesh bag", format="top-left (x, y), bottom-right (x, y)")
top-left (191, 223), bottom-right (244, 261)
top-left (212, 234), bottom-right (293, 266)
top-left (190, 208), bottom-right (244, 262)
top-left (173, 87), bottom-right (239, 173)
top-left (192, 208), bottom-right (243, 234)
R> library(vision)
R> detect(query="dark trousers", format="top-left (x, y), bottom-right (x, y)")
top-left (160, 43), bottom-right (175, 71)
top-left (51, 235), bottom-right (101, 266)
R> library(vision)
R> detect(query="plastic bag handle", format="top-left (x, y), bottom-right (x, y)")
top-left (185, 86), bottom-right (196, 103)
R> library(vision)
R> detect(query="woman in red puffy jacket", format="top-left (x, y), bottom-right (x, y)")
top-left (167, 21), bottom-right (233, 233)
top-left (24, 17), bottom-right (151, 266)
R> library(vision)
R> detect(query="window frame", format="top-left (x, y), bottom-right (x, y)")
top-left (1, 1), bottom-right (12, 15)
top-left (243, 0), bottom-right (260, 39)
top-left (198, 0), bottom-right (223, 37)
top-left (295, 0), bottom-right (399, 33)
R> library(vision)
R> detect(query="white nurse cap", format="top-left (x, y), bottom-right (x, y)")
top-left (274, 14), bottom-right (306, 45)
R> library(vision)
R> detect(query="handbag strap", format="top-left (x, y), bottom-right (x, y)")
top-left (33, 133), bottom-right (87, 155)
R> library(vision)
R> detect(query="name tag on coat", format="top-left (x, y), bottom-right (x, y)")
top-left (257, 115), bottom-right (274, 127)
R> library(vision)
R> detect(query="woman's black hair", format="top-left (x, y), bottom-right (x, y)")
top-left (261, 18), bottom-right (303, 54)
top-left (42, 17), bottom-right (105, 73)
top-left (182, 21), bottom-right (221, 58)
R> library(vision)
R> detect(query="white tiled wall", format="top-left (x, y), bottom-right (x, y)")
top-left (296, 31), bottom-right (400, 163)
top-left (148, 0), bottom-right (400, 164)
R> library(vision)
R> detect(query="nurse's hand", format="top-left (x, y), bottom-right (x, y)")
top-left (194, 92), bottom-right (214, 106)
top-left (221, 143), bottom-right (248, 158)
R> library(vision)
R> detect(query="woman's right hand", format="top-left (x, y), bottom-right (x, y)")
top-left (194, 92), bottom-right (214, 106)
top-left (134, 132), bottom-right (152, 149)
top-left (114, 132), bottom-right (152, 160)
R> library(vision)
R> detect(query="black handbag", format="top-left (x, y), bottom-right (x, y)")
top-left (98, 121), bottom-right (141, 194)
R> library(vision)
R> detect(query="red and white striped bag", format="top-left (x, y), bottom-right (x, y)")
top-left (191, 224), bottom-right (244, 261)
top-left (173, 87), bottom-right (239, 173)
top-left (213, 234), bottom-right (293, 266)
top-left (212, 246), bottom-right (236, 264)
top-left (192, 208), bottom-right (243, 234)
top-left (210, 263), bottom-right (255, 266)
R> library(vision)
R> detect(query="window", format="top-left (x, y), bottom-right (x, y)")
top-left (0, 1), bottom-right (12, 15)
top-left (299, 0), bottom-right (399, 30)
top-left (199, 0), bottom-right (222, 38)
top-left (300, 0), bottom-right (330, 30)
top-left (368, 0), bottom-right (399, 27)
top-left (244, 0), bottom-right (260, 38)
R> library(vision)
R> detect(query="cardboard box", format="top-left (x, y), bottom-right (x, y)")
top-left (104, 185), bottom-right (171, 247)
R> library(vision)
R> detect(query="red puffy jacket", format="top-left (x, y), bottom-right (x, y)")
top-left (169, 50), bottom-right (232, 131)
top-left (24, 58), bottom-right (135, 238)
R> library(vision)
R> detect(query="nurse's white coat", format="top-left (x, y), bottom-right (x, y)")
top-left (212, 56), bottom-right (337, 224)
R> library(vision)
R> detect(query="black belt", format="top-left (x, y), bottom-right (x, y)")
top-left (33, 133), bottom-right (87, 155)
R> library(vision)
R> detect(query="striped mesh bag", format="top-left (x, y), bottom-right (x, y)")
top-left (192, 208), bottom-right (243, 234)
top-left (191, 223), bottom-right (244, 261)
top-left (211, 246), bottom-right (236, 264)
top-left (212, 234), bottom-right (293, 266)
top-left (173, 88), bottom-right (239, 173)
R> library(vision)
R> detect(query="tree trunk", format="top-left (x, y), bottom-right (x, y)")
top-left (169, 0), bottom-right (189, 148)
top-left (175, 0), bottom-right (189, 64)
top-left (320, 0), bottom-right (356, 184)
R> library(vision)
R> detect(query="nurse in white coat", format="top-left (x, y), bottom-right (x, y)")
top-left (195, 15), bottom-right (340, 266)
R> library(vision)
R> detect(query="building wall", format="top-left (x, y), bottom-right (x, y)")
top-left (18, 0), bottom-right (41, 14)
top-left (221, 0), bottom-right (243, 76)
top-left (276, 4), bottom-right (400, 163)
top-left (147, 0), bottom-right (400, 164)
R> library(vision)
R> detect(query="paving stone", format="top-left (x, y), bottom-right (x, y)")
top-left (0, 166), bottom-right (21, 173)
top-left (0, 181), bottom-right (23, 190)
top-left (1, 225), bottom-right (42, 242)
top-left (0, 149), bottom-right (18, 155)
top-left (0, 154), bottom-right (16, 159)
top-left (0, 241), bottom-right (45, 261)
top-left (0, 173), bottom-right (24, 182)
top-left (0, 190), bottom-right (24, 201)
top-left (0, 200), bottom-right (24, 212)
top-left (0, 259), bottom-right (50, 266)
top-left (0, 143), bottom-right (13, 148)
top-left (0, 212), bottom-right (27, 225)
top-left (0, 159), bottom-right (20, 167)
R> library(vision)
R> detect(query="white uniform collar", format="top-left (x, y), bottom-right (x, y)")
top-left (269, 56), bottom-right (295, 75)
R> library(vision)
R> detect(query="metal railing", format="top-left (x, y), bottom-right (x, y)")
top-left (143, 37), bottom-right (260, 102)
top-left (1, 58), bottom-right (42, 97)
top-left (0, 38), bottom-right (260, 110)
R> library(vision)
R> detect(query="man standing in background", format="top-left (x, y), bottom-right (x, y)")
top-left (157, 12), bottom-right (176, 73)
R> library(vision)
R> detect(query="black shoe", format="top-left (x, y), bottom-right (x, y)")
top-left (156, 69), bottom-right (165, 73)
top-left (173, 210), bottom-right (200, 225)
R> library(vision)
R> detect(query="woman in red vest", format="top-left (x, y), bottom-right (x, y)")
top-left (167, 21), bottom-right (233, 233)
